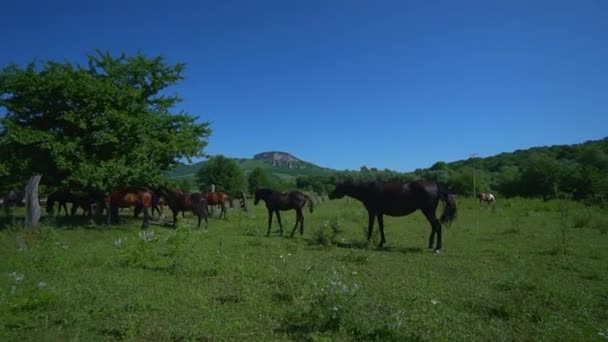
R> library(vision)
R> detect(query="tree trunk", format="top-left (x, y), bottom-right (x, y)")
top-left (25, 174), bottom-right (42, 229)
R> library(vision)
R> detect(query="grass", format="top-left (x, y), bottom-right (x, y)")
top-left (1, 197), bottom-right (607, 340)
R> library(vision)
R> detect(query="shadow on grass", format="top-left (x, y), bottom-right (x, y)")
top-left (1, 211), bottom-right (176, 231)
top-left (333, 241), bottom-right (425, 254)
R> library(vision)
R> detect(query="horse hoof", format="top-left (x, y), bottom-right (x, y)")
top-left (433, 249), bottom-right (441, 254)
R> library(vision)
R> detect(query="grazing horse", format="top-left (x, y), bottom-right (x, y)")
top-left (2, 190), bottom-right (25, 213)
top-left (477, 192), bottom-right (496, 206)
top-left (156, 186), bottom-right (209, 228)
top-left (203, 191), bottom-right (233, 219)
top-left (107, 187), bottom-right (153, 228)
top-left (328, 180), bottom-right (457, 252)
top-left (46, 189), bottom-right (89, 216)
top-left (254, 188), bottom-right (314, 237)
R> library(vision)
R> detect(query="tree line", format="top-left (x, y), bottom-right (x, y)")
top-left (294, 138), bottom-right (608, 204)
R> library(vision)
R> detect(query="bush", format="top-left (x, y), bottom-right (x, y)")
top-left (312, 218), bottom-right (344, 247)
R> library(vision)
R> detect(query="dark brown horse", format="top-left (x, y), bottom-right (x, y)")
top-left (45, 189), bottom-right (93, 216)
top-left (328, 180), bottom-right (456, 252)
top-left (107, 187), bottom-right (153, 228)
top-left (203, 191), bottom-right (233, 219)
top-left (156, 186), bottom-right (209, 228)
top-left (254, 188), bottom-right (314, 237)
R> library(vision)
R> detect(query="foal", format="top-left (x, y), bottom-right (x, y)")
top-left (254, 188), bottom-right (314, 237)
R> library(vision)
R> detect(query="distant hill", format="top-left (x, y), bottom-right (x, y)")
top-left (168, 151), bottom-right (336, 184)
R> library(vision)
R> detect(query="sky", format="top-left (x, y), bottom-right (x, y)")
top-left (1, 0), bottom-right (607, 171)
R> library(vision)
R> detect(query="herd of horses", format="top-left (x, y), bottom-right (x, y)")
top-left (2, 186), bottom-right (242, 229)
top-left (2, 181), bottom-right (500, 252)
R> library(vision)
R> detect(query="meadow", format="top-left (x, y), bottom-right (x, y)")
top-left (1, 197), bottom-right (607, 341)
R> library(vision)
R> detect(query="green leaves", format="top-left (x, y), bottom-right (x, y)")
top-left (196, 155), bottom-right (246, 194)
top-left (0, 51), bottom-right (211, 191)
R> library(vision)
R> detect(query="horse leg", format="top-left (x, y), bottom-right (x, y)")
top-left (276, 211), bottom-right (284, 235)
top-left (134, 204), bottom-right (142, 218)
top-left (299, 209), bottom-right (304, 236)
top-left (366, 211), bottom-right (375, 242)
top-left (141, 206), bottom-right (150, 229)
top-left (266, 210), bottom-right (273, 236)
top-left (221, 204), bottom-right (226, 219)
top-left (171, 207), bottom-right (179, 228)
top-left (422, 208), bottom-right (441, 251)
top-left (290, 209), bottom-right (303, 237)
top-left (377, 213), bottom-right (386, 247)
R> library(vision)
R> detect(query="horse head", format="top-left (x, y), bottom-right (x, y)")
top-left (328, 182), bottom-right (348, 199)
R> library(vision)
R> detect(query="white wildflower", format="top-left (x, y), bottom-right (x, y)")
top-left (9, 272), bottom-right (24, 284)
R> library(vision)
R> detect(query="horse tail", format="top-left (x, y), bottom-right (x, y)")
top-left (437, 183), bottom-right (457, 226)
top-left (302, 193), bottom-right (315, 213)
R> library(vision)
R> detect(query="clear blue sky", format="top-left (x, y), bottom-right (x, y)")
top-left (1, 0), bottom-right (607, 171)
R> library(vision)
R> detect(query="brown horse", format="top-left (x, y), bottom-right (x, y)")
top-left (253, 188), bottom-right (314, 237)
top-left (156, 186), bottom-right (209, 228)
top-left (107, 187), bottom-right (153, 228)
top-left (203, 191), bottom-right (232, 219)
top-left (328, 180), bottom-right (456, 252)
top-left (477, 193), bottom-right (496, 206)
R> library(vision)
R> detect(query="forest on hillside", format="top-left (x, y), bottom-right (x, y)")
top-left (295, 138), bottom-right (608, 204)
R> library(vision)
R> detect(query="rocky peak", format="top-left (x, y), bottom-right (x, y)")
top-left (253, 151), bottom-right (307, 169)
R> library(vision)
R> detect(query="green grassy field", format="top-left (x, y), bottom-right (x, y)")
top-left (1, 198), bottom-right (607, 341)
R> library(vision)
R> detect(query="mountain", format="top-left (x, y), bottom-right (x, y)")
top-left (168, 152), bottom-right (335, 183)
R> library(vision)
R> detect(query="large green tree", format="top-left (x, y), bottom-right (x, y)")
top-left (196, 155), bottom-right (246, 194)
top-left (0, 51), bottom-right (211, 191)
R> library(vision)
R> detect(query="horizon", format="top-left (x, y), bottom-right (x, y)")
top-left (183, 135), bottom-right (608, 172)
top-left (2, 0), bottom-right (607, 172)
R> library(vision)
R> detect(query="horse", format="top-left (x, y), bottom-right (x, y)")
top-left (203, 191), bottom-right (233, 219)
top-left (46, 189), bottom-right (81, 216)
top-left (156, 186), bottom-right (209, 228)
top-left (477, 192), bottom-right (496, 206)
top-left (135, 191), bottom-right (164, 219)
top-left (328, 179), bottom-right (457, 252)
top-left (253, 188), bottom-right (314, 237)
top-left (107, 187), bottom-right (153, 228)
top-left (2, 190), bottom-right (25, 213)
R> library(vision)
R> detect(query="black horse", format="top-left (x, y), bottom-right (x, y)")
top-left (253, 188), bottom-right (314, 237)
top-left (2, 190), bottom-right (25, 213)
top-left (46, 188), bottom-right (99, 217)
top-left (156, 186), bottom-right (209, 229)
top-left (328, 179), bottom-right (456, 252)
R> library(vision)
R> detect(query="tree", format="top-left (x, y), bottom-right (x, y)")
top-left (496, 165), bottom-right (522, 197)
top-left (248, 167), bottom-right (271, 194)
top-left (176, 177), bottom-right (194, 192)
top-left (196, 155), bottom-right (246, 194)
top-left (520, 154), bottom-right (561, 200)
top-left (0, 51), bottom-right (211, 191)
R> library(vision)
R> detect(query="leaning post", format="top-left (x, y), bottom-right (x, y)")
top-left (24, 174), bottom-right (42, 229)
